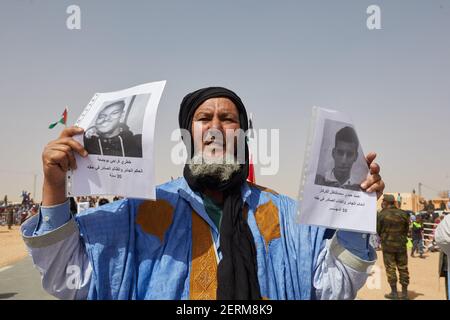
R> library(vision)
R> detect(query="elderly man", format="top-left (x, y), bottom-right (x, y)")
top-left (315, 126), bottom-right (361, 191)
top-left (22, 87), bottom-right (384, 300)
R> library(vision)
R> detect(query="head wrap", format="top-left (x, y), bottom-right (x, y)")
top-left (383, 194), bottom-right (395, 204)
top-left (179, 87), bottom-right (261, 300)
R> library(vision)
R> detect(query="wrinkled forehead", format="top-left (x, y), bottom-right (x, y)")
top-left (193, 97), bottom-right (239, 116)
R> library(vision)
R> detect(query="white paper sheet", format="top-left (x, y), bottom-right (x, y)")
top-left (67, 81), bottom-right (166, 200)
top-left (77, 202), bottom-right (90, 213)
top-left (296, 107), bottom-right (377, 233)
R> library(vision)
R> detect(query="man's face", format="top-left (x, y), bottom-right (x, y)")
top-left (95, 103), bottom-right (124, 135)
top-left (332, 141), bottom-right (358, 176)
top-left (191, 98), bottom-right (241, 160)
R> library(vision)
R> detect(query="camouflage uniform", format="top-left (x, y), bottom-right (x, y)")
top-left (377, 207), bottom-right (410, 287)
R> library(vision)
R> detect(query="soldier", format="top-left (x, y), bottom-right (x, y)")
top-left (377, 194), bottom-right (410, 300)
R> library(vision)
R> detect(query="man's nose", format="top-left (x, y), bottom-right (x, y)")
top-left (210, 115), bottom-right (223, 130)
top-left (207, 117), bottom-right (226, 139)
top-left (205, 128), bottom-right (224, 144)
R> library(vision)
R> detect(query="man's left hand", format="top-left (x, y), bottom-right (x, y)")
top-left (360, 152), bottom-right (385, 199)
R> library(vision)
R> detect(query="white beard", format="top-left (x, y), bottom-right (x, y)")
top-left (188, 153), bottom-right (241, 183)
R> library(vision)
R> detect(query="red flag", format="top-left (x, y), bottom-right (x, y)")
top-left (62, 108), bottom-right (68, 124)
top-left (247, 113), bottom-right (255, 183)
top-left (247, 154), bottom-right (255, 183)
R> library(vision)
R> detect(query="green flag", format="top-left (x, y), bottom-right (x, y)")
top-left (49, 108), bottom-right (68, 129)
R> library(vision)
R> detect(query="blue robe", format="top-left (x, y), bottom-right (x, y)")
top-left (21, 178), bottom-right (375, 300)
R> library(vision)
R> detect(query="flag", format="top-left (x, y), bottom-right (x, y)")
top-left (49, 108), bottom-right (68, 129)
top-left (247, 113), bottom-right (256, 183)
top-left (247, 154), bottom-right (255, 183)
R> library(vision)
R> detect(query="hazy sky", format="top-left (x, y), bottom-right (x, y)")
top-left (1, 0), bottom-right (449, 202)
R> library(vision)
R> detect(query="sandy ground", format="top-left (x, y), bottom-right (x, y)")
top-left (0, 225), bottom-right (28, 268)
top-left (1, 226), bottom-right (447, 299)
top-left (357, 250), bottom-right (447, 300)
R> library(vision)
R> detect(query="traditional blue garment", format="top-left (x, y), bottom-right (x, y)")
top-left (22, 177), bottom-right (375, 300)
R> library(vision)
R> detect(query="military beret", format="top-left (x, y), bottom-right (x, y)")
top-left (383, 194), bottom-right (395, 203)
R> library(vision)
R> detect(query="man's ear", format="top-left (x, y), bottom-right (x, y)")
top-left (331, 147), bottom-right (336, 159)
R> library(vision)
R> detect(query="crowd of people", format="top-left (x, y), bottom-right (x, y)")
top-left (0, 192), bottom-right (123, 229)
top-left (69, 196), bottom-right (122, 214)
top-left (0, 191), bottom-right (39, 229)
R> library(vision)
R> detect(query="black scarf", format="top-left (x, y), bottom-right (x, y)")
top-left (179, 87), bottom-right (261, 300)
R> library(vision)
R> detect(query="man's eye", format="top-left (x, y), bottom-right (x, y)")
top-left (337, 150), bottom-right (355, 157)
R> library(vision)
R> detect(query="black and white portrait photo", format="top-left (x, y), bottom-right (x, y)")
top-left (83, 93), bottom-right (150, 158)
top-left (297, 107), bottom-right (376, 233)
top-left (314, 119), bottom-right (367, 191)
top-left (68, 81), bottom-right (165, 199)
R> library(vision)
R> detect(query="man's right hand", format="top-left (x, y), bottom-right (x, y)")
top-left (42, 126), bottom-right (87, 206)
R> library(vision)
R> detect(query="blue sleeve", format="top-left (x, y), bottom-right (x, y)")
top-left (33, 200), bottom-right (72, 236)
top-left (336, 230), bottom-right (376, 261)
